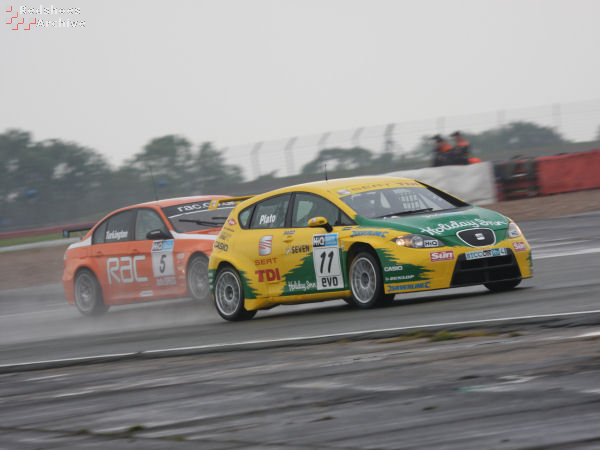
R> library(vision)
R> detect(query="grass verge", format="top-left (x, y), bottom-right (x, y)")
top-left (0, 233), bottom-right (63, 248)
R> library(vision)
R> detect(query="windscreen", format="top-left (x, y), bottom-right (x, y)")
top-left (161, 200), bottom-right (235, 233)
top-left (340, 186), bottom-right (468, 219)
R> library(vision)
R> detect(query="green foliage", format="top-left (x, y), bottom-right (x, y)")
top-left (301, 146), bottom-right (374, 174)
top-left (0, 128), bottom-right (112, 227)
top-left (0, 233), bottom-right (62, 248)
top-left (128, 135), bottom-right (194, 197)
top-left (469, 121), bottom-right (567, 153)
top-left (192, 142), bottom-right (244, 191)
top-left (0, 129), bottom-right (246, 228)
top-left (412, 121), bottom-right (568, 158)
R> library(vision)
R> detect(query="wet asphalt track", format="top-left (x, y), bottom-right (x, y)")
top-left (0, 211), bottom-right (599, 449)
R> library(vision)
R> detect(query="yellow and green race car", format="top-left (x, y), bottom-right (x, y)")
top-left (208, 176), bottom-right (532, 321)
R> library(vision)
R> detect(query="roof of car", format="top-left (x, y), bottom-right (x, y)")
top-left (233, 176), bottom-right (423, 211)
top-left (136, 195), bottom-right (229, 208)
top-left (260, 176), bottom-right (423, 197)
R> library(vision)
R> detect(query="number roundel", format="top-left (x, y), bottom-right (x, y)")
top-left (312, 233), bottom-right (343, 290)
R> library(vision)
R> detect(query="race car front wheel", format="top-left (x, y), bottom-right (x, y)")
top-left (74, 269), bottom-right (108, 316)
top-left (349, 252), bottom-right (384, 308)
top-left (187, 254), bottom-right (210, 301)
top-left (214, 267), bottom-right (256, 321)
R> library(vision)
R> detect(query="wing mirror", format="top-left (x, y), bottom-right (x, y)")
top-left (146, 229), bottom-right (172, 240)
top-left (308, 216), bottom-right (332, 232)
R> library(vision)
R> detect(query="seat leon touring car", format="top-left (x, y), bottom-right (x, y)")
top-left (63, 195), bottom-right (242, 316)
top-left (208, 176), bottom-right (533, 321)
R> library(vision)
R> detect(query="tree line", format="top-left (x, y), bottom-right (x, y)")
top-left (0, 131), bottom-right (243, 228)
top-left (0, 121), bottom-right (573, 228)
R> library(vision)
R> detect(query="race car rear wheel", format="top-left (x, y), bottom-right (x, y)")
top-left (484, 279), bottom-right (521, 292)
top-left (187, 254), bottom-right (210, 301)
top-left (214, 266), bottom-right (256, 321)
top-left (349, 252), bottom-right (384, 308)
top-left (74, 269), bottom-right (108, 316)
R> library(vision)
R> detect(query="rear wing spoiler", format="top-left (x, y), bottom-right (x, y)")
top-left (63, 222), bottom-right (96, 238)
top-left (209, 196), bottom-right (254, 210)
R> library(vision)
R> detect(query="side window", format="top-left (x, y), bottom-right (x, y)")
top-left (103, 210), bottom-right (135, 244)
top-left (249, 195), bottom-right (290, 229)
top-left (238, 205), bottom-right (254, 229)
top-left (136, 208), bottom-right (168, 240)
top-left (291, 193), bottom-right (347, 227)
top-left (92, 220), bottom-right (108, 245)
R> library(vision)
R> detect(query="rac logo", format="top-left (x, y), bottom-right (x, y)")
top-left (107, 256), bottom-right (148, 284)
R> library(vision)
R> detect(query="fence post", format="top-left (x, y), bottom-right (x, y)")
top-left (497, 110), bottom-right (506, 128)
top-left (436, 117), bottom-right (445, 135)
top-left (318, 131), bottom-right (331, 151)
top-left (352, 127), bottom-right (364, 147)
top-left (383, 123), bottom-right (396, 153)
top-left (284, 136), bottom-right (297, 176)
top-left (250, 142), bottom-right (263, 180)
top-left (552, 103), bottom-right (562, 135)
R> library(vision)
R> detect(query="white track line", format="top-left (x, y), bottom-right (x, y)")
top-left (534, 248), bottom-right (600, 259)
top-left (2, 309), bottom-right (600, 372)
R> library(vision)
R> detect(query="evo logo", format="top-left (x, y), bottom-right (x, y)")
top-left (320, 276), bottom-right (339, 288)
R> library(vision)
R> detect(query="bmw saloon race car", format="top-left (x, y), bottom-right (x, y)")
top-left (208, 176), bottom-right (533, 321)
top-left (63, 195), bottom-right (242, 316)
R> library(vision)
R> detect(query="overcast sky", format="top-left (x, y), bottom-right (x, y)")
top-left (2, 0), bottom-right (600, 168)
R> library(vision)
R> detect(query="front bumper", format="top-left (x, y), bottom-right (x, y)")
top-left (381, 240), bottom-right (532, 295)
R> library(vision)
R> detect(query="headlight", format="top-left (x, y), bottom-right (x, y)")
top-left (394, 234), bottom-right (443, 248)
top-left (508, 222), bottom-right (522, 238)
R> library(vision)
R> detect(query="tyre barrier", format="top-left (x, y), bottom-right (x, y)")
top-left (536, 149), bottom-right (600, 195)
top-left (494, 157), bottom-right (538, 201)
top-left (494, 148), bottom-right (600, 201)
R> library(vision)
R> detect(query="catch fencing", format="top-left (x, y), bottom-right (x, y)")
top-left (222, 99), bottom-right (600, 181)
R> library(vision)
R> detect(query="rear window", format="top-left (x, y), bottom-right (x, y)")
top-left (162, 200), bottom-right (235, 233)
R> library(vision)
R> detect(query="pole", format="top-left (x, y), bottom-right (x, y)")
top-left (284, 136), bottom-right (297, 176)
top-left (251, 142), bottom-right (263, 180)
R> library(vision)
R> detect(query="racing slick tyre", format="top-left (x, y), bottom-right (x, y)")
top-left (484, 279), bottom-right (521, 292)
top-left (214, 266), bottom-right (256, 321)
top-left (349, 252), bottom-right (384, 309)
top-left (187, 254), bottom-right (210, 301)
top-left (74, 269), bottom-right (109, 316)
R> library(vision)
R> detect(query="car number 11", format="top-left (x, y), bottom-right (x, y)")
top-left (312, 233), bottom-right (343, 290)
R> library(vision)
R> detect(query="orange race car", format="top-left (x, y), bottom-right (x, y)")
top-left (62, 195), bottom-right (245, 316)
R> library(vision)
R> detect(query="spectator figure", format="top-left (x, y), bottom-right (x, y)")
top-left (450, 131), bottom-right (471, 165)
top-left (431, 134), bottom-right (453, 166)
